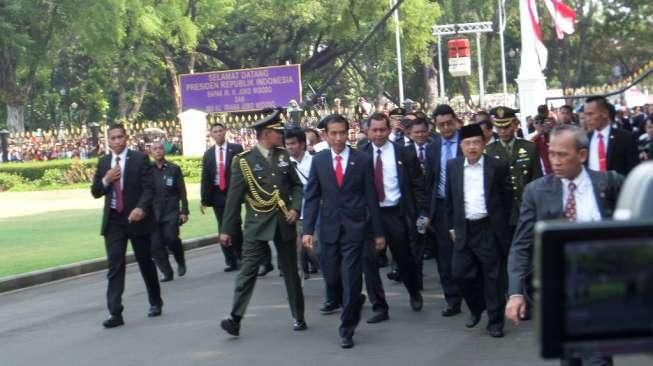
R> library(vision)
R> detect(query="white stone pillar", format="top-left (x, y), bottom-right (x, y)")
top-left (178, 109), bottom-right (207, 157)
top-left (516, 0), bottom-right (547, 133)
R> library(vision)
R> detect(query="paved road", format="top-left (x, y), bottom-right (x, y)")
top-left (1, 245), bottom-right (649, 366)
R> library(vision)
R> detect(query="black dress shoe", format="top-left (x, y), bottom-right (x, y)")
top-left (410, 293), bottom-right (423, 312)
top-left (178, 263), bottom-right (187, 277)
top-left (441, 306), bottom-right (462, 317)
top-left (366, 311), bottom-right (389, 324)
top-left (148, 305), bottom-right (162, 317)
top-left (220, 317), bottom-right (240, 336)
top-left (303, 272), bottom-right (310, 280)
top-left (386, 270), bottom-right (400, 282)
top-left (293, 319), bottom-right (307, 331)
top-left (465, 313), bottom-right (482, 328)
top-left (488, 325), bottom-right (504, 338)
top-left (257, 264), bottom-right (274, 277)
top-left (319, 302), bottom-right (341, 315)
top-left (224, 265), bottom-right (238, 272)
top-left (341, 337), bottom-right (354, 349)
top-left (160, 275), bottom-right (173, 282)
top-left (102, 315), bottom-right (124, 328)
top-left (309, 267), bottom-right (318, 274)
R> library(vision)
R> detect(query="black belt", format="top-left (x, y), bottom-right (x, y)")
top-left (465, 216), bottom-right (489, 225)
top-left (380, 204), bottom-right (400, 212)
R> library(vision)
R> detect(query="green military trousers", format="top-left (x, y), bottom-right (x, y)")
top-left (230, 225), bottom-right (305, 321)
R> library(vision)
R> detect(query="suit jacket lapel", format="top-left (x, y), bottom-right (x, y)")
top-left (342, 148), bottom-right (357, 188)
top-left (548, 177), bottom-right (564, 218)
top-left (123, 150), bottom-right (132, 185)
top-left (588, 170), bottom-right (608, 217)
top-left (454, 158), bottom-right (464, 208)
top-left (392, 143), bottom-right (405, 189)
top-left (483, 155), bottom-right (494, 206)
top-left (606, 129), bottom-right (616, 168)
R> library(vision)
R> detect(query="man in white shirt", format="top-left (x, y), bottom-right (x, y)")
top-left (445, 124), bottom-right (512, 338)
top-left (507, 124), bottom-right (623, 366)
top-left (284, 128), bottom-right (320, 280)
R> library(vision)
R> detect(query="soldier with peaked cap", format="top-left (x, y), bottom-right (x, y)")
top-left (219, 108), bottom-right (306, 336)
top-left (485, 106), bottom-right (542, 321)
top-left (485, 106), bottom-right (542, 237)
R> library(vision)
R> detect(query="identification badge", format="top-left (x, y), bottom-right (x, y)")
top-left (253, 163), bottom-right (264, 171)
top-left (278, 160), bottom-right (289, 168)
top-left (165, 177), bottom-right (174, 186)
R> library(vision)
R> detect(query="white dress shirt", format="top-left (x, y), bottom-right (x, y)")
top-left (331, 146), bottom-right (350, 175)
top-left (214, 143), bottom-right (227, 186)
top-left (103, 148), bottom-right (128, 209)
top-left (290, 152), bottom-right (313, 220)
top-left (561, 167), bottom-right (602, 222)
top-left (372, 141), bottom-right (401, 207)
top-left (463, 156), bottom-right (487, 220)
top-left (588, 124), bottom-right (611, 171)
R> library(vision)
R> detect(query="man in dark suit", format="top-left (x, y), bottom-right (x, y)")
top-left (149, 141), bottom-right (189, 282)
top-left (91, 124), bottom-right (163, 328)
top-left (424, 104), bottom-right (464, 317)
top-left (446, 124), bottom-right (511, 338)
top-left (356, 112), bottom-right (426, 323)
top-left (506, 124), bottom-right (622, 366)
top-left (218, 110), bottom-right (306, 336)
top-left (303, 114), bottom-right (385, 349)
top-left (201, 123), bottom-right (244, 272)
top-left (584, 96), bottom-right (639, 176)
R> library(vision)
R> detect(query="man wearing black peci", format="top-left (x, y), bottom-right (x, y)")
top-left (303, 114), bottom-right (385, 349)
top-left (445, 124), bottom-right (512, 338)
top-left (357, 112), bottom-right (426, 323)
top-left (91, 124), bottom-right (163, 328)
top-left (200, 123), bottom-right (244, 272)
top-left (149, 141), bottom-right (189, 282)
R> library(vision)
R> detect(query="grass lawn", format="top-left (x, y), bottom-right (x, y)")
top-left (0, 199), bottom-right (218, 278)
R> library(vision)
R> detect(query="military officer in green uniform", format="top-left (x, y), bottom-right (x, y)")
top-left (485, 106), bottom-right (543, 237)
top-left (219, 108), bottom-right (306, 336)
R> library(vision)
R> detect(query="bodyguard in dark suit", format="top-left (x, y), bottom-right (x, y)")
top-left (424, 104), bottom-right (463, 317)
top-left (91, 124), bottom-right (162, 328)
top-left (584, 96), bottom-right (638, 176)
top-left (219, 110), bottom-right (306, 336)
top-left (303, 114), bottom-right (385, 349)
top-left (446, 124), bottom-right (511, 338)
top-left (201, 123), bottom-right (244, 272)
top-left (357, 112), bottom-right (425, 322)
top-left (506, 124), bottom-right (622, 366)
top-left (149, 142), bottom-right (189, 282)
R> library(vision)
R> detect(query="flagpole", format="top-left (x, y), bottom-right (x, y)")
top-left (498, 0), bottom-right (509, 105)
top-left (391, 0), bottom-right (405, 105)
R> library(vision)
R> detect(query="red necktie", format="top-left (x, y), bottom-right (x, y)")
top-left (374, 149), bottom-right (385, 201)
top-left (334, 155), bottom-right (344, 187)
top-left (564, 182), bottom-right (577, 221)
top-left (597, 133), bottom-right (607, 172)
top-left (218, 146), bottom-right (227, 191)
top-left (113, 156), bottom-right (124, 213)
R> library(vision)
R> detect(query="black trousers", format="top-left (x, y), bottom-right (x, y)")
top-left (151, 219), bottom-right (185, 276)
top-left (432, 199), bottom-right (462, 308)
top-left (452, 218), bottom-right (505, 327)
top-left (321, 227), bottom-right (365, 339)
top-left (362, 237), bottom-right (388, 312)
top-left (104, 210), bottom-right (162, 315)
top-left (213, 205), bottom-right (243, 267)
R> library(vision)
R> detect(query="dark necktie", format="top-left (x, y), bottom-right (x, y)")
top-left (113, 156), bottom-right (124, 213)
top-left (564, 182), bottom-right (577, 221)
top-left (418, 146), bottom-right (425, 162)
top-left (375, 148), bottom-right (385, 201)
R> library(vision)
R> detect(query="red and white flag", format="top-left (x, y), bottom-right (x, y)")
top-left (527, 0), bottom-right (548, 70)
top-left (543, 0), bottom-right (577, 39)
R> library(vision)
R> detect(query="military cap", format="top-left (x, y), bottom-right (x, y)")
top-left (250, 107), bottom-right (285, 131)
top-left (388, 107), bottom-right (406, 118)
top-left (489, 106), bottom-right (519, 128)
top-left (460, 124), bottom-right (483, 140)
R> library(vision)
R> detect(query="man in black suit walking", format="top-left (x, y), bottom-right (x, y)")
top-left (506, 124), bottom-right (622, 366)
top-left (303, 114), bottom-right (385, 349)
top-left (91, 124), bottom-right (163, 328)
top-left (357, 112), bottom-right (426, 323)
top-left (584, 96), bottom-right (638, 176)
top-left (424, 104), bottom-right (463, 317)
top-left (201, 123), bottom-right (244, 272)
top-left (149, 141), bottom-right (189, 282)
top-left (446, 124), bottom-right (512, 338)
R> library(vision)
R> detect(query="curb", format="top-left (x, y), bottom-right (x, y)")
top-left (0, 235), bottom-right (218, 294)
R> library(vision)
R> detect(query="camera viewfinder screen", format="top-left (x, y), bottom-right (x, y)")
top-left (564, 238), bottom-right (653, 338)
